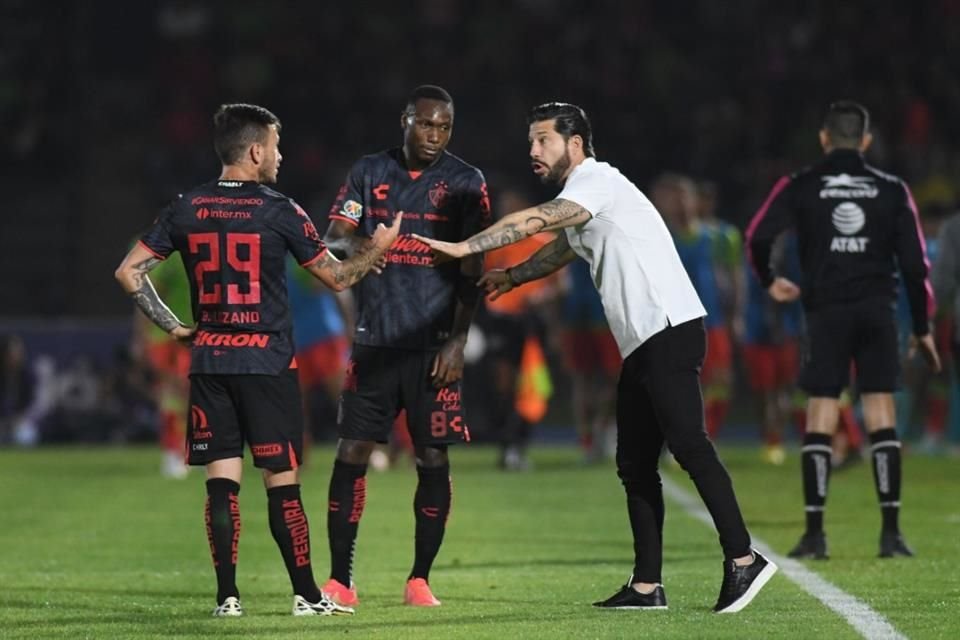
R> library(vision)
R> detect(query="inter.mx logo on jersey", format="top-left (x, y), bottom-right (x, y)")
top-left (830, 201), bottom-right (869, 253)
top-left (196, 207), bottom-right (252, 220)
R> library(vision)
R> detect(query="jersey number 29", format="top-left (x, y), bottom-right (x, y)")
top-left (188, 232), bottom-right (261, 305)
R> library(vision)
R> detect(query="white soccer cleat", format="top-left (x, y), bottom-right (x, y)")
top-left (292, 593), bottom-right (355, 616)
top-left (212, 596), bottom-right (243, 617)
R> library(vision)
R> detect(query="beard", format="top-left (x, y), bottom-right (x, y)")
top-left (258, 165), bottom-right (278, 184)
top-left (540, 149), bottom-right (572, 186)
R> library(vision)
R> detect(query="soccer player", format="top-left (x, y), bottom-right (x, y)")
top-left (115, 103), bottom-right (400, 617)
top-left (320, 85), bottom-right (490, 608)
top-left (740, 235), bottom-right (803, 465)
top-left (415, 102), bottom-right (776, 613)
top-left (560, 259), bottom-right (620, 464)
top-left (286, 262), bottom-right (352, 441)
top-left (130, 253), bottom-right (192, 478)
top-left (747, 100), bottom-right (940, 559)
top-left (651, 174), bottom-right (734, 439)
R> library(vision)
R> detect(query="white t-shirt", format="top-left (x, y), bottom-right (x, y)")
top-left (559, 158), bottom-right (706, 357)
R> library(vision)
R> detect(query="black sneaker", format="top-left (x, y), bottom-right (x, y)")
top-left (593, 580), bottom-right (667, 610)
top-left (713, 550), bottom-right (778, 613)
top-left (879, 531), bottom-right (914, 558)
top-left (787, 532), bottom-right (829, 560)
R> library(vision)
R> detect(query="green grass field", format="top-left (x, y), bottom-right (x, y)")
top-left (0, 445), bottom-right (957, 639)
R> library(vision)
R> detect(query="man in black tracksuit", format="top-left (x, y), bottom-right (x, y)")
top-left (746, 100), bottom-right (940, 560)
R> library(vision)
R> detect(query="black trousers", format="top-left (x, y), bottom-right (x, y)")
top-left (616, 318), bottom-right (751, 582)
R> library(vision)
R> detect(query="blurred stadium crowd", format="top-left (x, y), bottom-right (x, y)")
top-left (3, 1), bottom-right (960, 463)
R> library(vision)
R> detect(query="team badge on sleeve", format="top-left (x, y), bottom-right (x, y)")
top-left (341, 200), bottom-right (363, 222)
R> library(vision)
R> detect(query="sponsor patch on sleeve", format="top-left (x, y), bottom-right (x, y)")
top-left (340, 199), bottom-right (363, 221)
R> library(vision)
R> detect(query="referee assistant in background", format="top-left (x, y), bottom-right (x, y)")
top-left (747, 100), bottom-right (940, 560)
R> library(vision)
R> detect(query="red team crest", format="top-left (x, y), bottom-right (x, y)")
top-left (429, 181), bottom-right (449, 208)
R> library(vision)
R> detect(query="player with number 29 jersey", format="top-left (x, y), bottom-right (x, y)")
top-left (140, 179), bottom-right (327, 375)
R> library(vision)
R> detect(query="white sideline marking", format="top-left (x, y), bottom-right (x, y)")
top-left (662, 477), bottom-right (907, 640)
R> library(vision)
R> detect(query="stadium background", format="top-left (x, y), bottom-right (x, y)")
top-left (2, 0), bottom-right (960, 446)
top-left (2, 3), bottom-right (960, 639)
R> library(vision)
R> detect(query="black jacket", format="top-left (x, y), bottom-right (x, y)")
top-left (747, 149), bottom-right (933, 336)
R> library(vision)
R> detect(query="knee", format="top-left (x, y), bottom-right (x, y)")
top-left (415, 445), bottom-right (449, 468)
top-left (616, 458), bottom-right (660, 489)
top-left (337, 439), bottom-right (374, 464)
top-left (667, 436), bottom-right (716, 470)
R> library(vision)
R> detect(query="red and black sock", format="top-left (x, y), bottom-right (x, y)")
top-left (268, 484), bottom-right (321, 601)
top-left (410, 464), bottom-right (452, 581)
top-left (801, 433), bottom-right (832, 534)
top-left (205, 478), bottom-right (241, 605)
top-left (327, 460), bottom-right (367, 586)
top-left (869, 428), bottom-right (902, 533)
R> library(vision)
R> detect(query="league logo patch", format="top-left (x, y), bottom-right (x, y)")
top-left (340, 199), bottom-right (363, 221)
top-left (429, 181), bottom-right (449, 208)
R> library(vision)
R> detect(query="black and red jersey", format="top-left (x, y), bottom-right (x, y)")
top-left (747, 149), bottom-right (934, 336)
top-left (329, 148), bottom-right (491, 350)
top-left (140, 179), bottom-right (327, 375)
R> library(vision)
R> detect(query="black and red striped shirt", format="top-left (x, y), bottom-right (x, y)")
top-left (141, 179), bottom-right (327, 374)
top-left (746, 149), bottom-right (934, 336)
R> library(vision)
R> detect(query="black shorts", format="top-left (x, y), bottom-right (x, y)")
top-left (800, 296), bottom-right (900, 397)
top-left (187, 369), bottom-right (304, 470)
top-left (338, 345), bottom-right (469, 446)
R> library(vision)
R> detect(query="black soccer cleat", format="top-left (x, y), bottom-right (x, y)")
top-left (787, 532), bottom-right (829, 560)
top-left (593, 581), bottom-right (668, 610)
top-left (879, 531), bottom-right (914, 558)
top-left (713, 549), bottom-right (778, 613)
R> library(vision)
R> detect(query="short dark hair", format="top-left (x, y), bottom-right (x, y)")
top-left (405, 85), bottom-right (454, 113)
top-left (213, 103), bottom-right (281, 165)
top-left (823, 100), bottom-right (869, 147)
top-left (527, 102), bottom-right (595, 157)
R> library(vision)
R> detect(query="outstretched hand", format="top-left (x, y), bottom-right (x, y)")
top-left (411, 234), bottom-right (468, 265)
top-left (371, 211), bottom-right (403, 250)
top-left (767, 277), bottom-right (801, 302)
top-left (477, 269), bottom-right (515, 301)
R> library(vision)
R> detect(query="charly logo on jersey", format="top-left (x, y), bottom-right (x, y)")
top-left (339, 199), bottom-right (363, 221)
top-left (819, 174), bottom-right (878, 199)
top-left (830, 202), bottom-right (869, 253)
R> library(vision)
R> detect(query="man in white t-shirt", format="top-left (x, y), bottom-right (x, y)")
top-left (413, 102), bottom-right (777, 613)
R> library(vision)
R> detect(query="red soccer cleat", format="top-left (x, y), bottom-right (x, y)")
top-left (404, 578), bottom-right (441, 607)
top-left (320, 578), bottom-right (359, 607)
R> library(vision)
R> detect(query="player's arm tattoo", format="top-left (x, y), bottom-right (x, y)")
top-left (324, 234), bottom-right (372, 259)
top-left (323, 220), bottom-right (373, 259)
top-left (464, 198), bottom-right (592, 254)
top-left (127, 256), bottom-right (184, 333)
top-left (309, 246), bottom-right (384, 291)
top-left (508, 233), bottom-right (578, 285)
